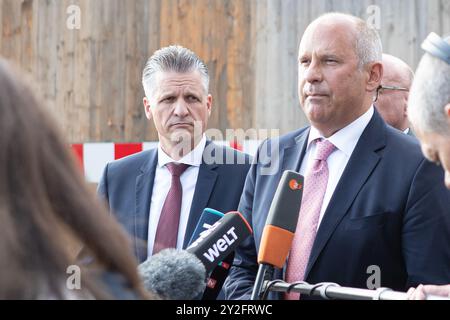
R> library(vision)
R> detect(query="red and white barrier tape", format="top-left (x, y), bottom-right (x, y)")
top-left (71, 140), bottom-right (260, 183)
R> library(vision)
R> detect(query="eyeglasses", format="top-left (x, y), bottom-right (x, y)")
top-left (374, 85), bottom-right (409, 102)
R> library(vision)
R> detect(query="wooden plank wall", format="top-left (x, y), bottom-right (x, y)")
top-left (0, 0), bottom-right (449, 142)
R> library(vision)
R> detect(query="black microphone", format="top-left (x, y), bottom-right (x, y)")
top-left (138, 248), bottom-right (206, 300)
top-left (187, 211), bottom-right (253, 273)
top-left (139, 211), bottom-right (252, 300)
top-left (188, 208), bottom-right (225, 246)
top-left (251, 170), bottom-right (304, 300)
top-left (187, 208), bottom-right (234, 300)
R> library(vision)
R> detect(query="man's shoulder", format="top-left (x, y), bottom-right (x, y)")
top-left (259, 127), bottom-right (309, 149)
top-left (383, 125), bottom-right (424, 162)
top-left (107, 149), bottom-right (155, 173)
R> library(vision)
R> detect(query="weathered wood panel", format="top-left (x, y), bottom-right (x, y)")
top-left (252, 0), bottom-right (450, 134)
top-left (0, 0), bottom-right (449, 141)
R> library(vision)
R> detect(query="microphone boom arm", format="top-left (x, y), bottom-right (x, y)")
top-left (251, 264), bottom-right (274, 300)
top-left (262, 280), bottom-right (450, 300)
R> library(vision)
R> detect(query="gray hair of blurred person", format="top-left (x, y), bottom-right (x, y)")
top-left (408, 43), bottom-right (450, 136)
top-left (142, 45), bottom-right (210, 99)
top-left (314, 13), bottom-right (383, 68)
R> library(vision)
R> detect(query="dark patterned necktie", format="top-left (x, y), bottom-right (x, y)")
top-left (152, 162), bottom-right (190, 255)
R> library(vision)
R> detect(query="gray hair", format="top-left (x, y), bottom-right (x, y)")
top-left (408, 46), bottom-right (450, 135)
top-left (314, 13), bottom-right (383, 68)
top-left (142, 45), bottom-right (209, 99)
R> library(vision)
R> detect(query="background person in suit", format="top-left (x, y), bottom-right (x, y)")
top-left (406, 34), bottom-right (450, 300)
top-left (0, 58), bottom-right (153, 299)
top-left (224, 13), bottom-right (450, 300)
top-left (98, 45), bottom-right (251, 264)
top-left (375, 54), bottom-right (415, 135)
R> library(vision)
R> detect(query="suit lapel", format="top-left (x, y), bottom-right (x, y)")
top-left (282, 128), bottom-right (310, 173)
top-left (134, 149), bottom-right (158, 263)
top-left (304, 112), bottom-right (386, 278)
top-left (183, 141), bottom-right (219, 248)
top-left (268, 129), bottom-right (309, 284)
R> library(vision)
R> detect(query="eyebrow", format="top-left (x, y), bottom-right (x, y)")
top-left (159, 91), bottom-right (175, 98)
top-left (322, 54), bottom-right (340, 60)
top-left (298, 53), bottom-right (341, 61)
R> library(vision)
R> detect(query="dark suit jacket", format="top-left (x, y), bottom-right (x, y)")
top-left (224, 111), bottom-right (450, 300)
top-left (98, 141), bottom-right (251, 263)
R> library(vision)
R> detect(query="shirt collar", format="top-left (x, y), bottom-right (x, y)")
top-left (158, 135), bottom-right (207, 168)
top-left (307, 106), bottom-right (374, 157)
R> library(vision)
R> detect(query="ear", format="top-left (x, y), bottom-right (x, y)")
top-left (206, 94), bottom-right (213, 116)
top-left (366, 62), bottom-right (383, 92)
top-left (143, 97), bottom-right (153, 121)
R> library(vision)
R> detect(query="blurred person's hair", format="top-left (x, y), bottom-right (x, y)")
top-left (142, 45), bottom-right (209, 99)
top-left (0, 58), bottom-right (153, 299)
top-left (408, 37), bottom-right (450, 136)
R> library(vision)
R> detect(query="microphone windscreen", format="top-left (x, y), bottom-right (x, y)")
top-left (258, 170), bottom-right (304, 268)
top-left (138, 249), bottom-right (206, 300)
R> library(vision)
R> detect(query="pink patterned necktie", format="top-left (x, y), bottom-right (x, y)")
top-left (285, 139), bottom-right (336, 300)
top-left (152, 162), bottom-right (190, 255)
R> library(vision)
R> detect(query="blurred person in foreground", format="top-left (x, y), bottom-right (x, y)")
top-left (406, 33), bottom-right (450, 300)
top-left (0, 58), bottom-right (154, 299)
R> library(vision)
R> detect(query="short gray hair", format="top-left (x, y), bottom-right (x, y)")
top-left (142, 45), bottom-right (209, 99)
top-left (314, 13), bottom-right (383, 68)
top-left (408, 45), bottom-right (450, 135)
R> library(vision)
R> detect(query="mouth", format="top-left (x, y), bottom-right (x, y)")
top-left (170, 122), bottom-right (193, 128)
top-left (305, 92), bottom-right (328, 98)
top-left (305, 94), bottom-right (328, 103)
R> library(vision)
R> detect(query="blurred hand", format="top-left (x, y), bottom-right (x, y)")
top-left (406, 284), bottom-right (450, 300)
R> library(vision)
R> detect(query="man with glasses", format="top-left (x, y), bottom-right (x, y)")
top-left (375, 54), bottom-right (414, 135)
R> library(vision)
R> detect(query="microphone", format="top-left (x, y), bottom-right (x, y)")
top-left (139, 211), bottom-right (252, 300)
top-left (187, 211), bottom-right (253, 273)
top-left (187, 208), bottom-right (235, 300)
top-left (138, 248), bottom-right (206, 300)
top-left (188, 208), bottom-right (225, 245)
top-left (251, 170), bottom-right (304, 300)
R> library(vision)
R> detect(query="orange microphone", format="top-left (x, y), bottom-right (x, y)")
top-left (251, 170), bottom-right (304, 300)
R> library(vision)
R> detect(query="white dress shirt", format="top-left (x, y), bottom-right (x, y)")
top-left (147, 135), bottom-right (207, 256)
top-left (299, 106), bottom-right (374, 228)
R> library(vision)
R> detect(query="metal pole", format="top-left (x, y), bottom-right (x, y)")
top-left (251, 264), bottom-right (271, 300)
top-left (263, 281), bottom-right (449, 300)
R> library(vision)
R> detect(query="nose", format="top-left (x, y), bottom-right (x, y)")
top-left (303, 58), bottom-right (323, 84)
top-left (173, 98), bottom-right (189, 117)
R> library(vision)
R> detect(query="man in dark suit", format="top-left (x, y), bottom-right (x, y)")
top-left (98, 46), bottom-right (251, 264)
top-left (224, 13), bottom-right (450, 300)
